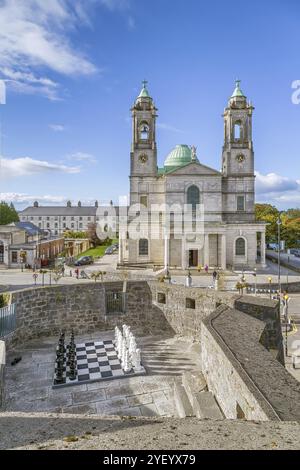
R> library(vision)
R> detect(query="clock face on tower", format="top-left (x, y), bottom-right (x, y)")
top-left (139, 154), bottom-right (148, 164)
top-left (236, 154), bottom-right (245, 163)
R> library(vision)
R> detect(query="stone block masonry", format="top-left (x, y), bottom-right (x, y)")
top-left (202, 305), bottom-right (300, 422)
top-left (8, 282), bottom-right (173, 349)
top-left (0, 341), bottom-right (5, 407)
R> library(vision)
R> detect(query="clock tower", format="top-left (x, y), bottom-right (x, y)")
top-left (130, 81), bottom-right (158, 178)
top-left (222, 80), bottom-right (254, 177)
top-left (222, 80), bottom-right (256, 222)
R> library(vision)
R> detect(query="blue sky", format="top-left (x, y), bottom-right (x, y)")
top-left (0, 0), bottom-right (300, 209)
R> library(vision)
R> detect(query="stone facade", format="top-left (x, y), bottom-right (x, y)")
top-left (120, 81), bottom-right (266, 270)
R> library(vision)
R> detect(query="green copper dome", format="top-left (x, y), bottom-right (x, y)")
top-left (164, 144), bottom-right (192, 169)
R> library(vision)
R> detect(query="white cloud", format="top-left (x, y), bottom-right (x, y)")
top-left (0, 192), bottom-right (67, 205)
top-left (66, 152), bottom-right (96, 163)
top-left (0, 0), bottom-right (98, 99)
top-left (255, 171), bottom-right (299, 194)
top-left (0, 1), bottom-right (135, 99)
top-left (255, 171), bottom-right (300, 208)
top-left (0, 156), bottom-right (80, 178)
top-left (49, 124), bottom-right (65, 132)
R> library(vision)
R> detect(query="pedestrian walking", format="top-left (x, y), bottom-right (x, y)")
top-left (204, 264), bottom-right (209, 274)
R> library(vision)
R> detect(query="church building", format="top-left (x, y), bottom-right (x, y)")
top-left (119, 80), bottom-right (266, 270)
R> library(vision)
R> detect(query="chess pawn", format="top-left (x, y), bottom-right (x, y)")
top-left (116, 330), bottom-right (122, 353)
top-left (123, 349), bottom-right (132, 374)
top-left (122, 324), bottom-right (128, 338)
top-left (117, 337), bottom-right (123, 359)
top-left (114, 326), bottom-right (119, 346)
top-left (121, 341), bottom-right (127, 366)
top-left (134, 348), bottom-right (143, 372)
top-left (69, 362), bottom-right (77, 381)
top-left (129, 337), bottom-right (137, 356)
top-left (54, 367), bottom-right (64, 384)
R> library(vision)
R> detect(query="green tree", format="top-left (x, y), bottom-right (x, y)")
top-left (0, 201), bottom-right (19, 225)
top-left (63, 231), bottom-right (88, 239)
top-left (255, 203), bottom-right (280, 243)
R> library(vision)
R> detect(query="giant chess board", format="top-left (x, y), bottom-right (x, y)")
top-left (52, 338), bottom-right (146, 389)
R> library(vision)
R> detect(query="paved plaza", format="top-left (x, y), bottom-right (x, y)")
top-left (4, 331), bottom-right (201, 417)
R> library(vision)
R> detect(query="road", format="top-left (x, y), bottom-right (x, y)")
top-left (267, 250), bottom-right (300, 273)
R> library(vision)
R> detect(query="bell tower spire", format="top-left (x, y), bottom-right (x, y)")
top-left (222, 79), bottom-right (254, 176)
top-left (130, 81), bottom-right (158, 177)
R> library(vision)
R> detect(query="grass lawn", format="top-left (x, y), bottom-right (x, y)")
top-left (76, 240), bottom-right (118, 259)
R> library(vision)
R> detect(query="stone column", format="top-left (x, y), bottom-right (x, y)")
top-left (164, 235), bottom-right (170, 269)
top-left (260, 231), bottom-right (266, 267)
top-left (119, 238), bottom-right (123, 265)
top-left (181, 238), bottom-right (187, 270)
top-left (221, 234), bottom-right (226, 270)
top-left (204, 234), bottom-right (210, 266)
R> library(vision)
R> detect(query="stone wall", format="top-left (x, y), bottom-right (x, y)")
top-left (0, 340), bottom-right (5, 407)
top-left (7, 282), bottom-right (172, 349)
top-left (148, 281), bottom-right (239, 339)
top-left (202, 305), bottom-right (300, 422)
top-left (234, 296), bottom-right (284, 364)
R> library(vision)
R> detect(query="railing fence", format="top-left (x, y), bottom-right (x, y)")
top-left (0, 304), bottom-right (16, 337)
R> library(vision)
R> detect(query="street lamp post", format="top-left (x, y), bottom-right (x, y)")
top-left (277, 217), bottom-right (282, 295)
top-left (253, 268), bottom-right (257, 296)
top-left (268, 276), bottom-right (272, 300)
top-left (284, 293), bottom-right (289, 357)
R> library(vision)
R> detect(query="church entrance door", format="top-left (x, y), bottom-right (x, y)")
top-left (189, 250), bottom-right (198, 267)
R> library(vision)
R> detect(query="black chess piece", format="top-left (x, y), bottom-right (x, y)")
top-left (54, 366), bottom-right (64, 384)
top-left (68, 361), bottom-right (77, 381)
top-left (11, 356), bottom-right (22, 366)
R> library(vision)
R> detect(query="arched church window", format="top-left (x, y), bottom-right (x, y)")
top-left (234, 122), bottom-right (242, 140)
top-left (140, 123), bottom-right (149, 140)
top-left (187, 185), bottom-right (200, 211)
top-left (235, 237), bottom-right (246, 256)
top-left (139, 239), bottom-right (149, 256)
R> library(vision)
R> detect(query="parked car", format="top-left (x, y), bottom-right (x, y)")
top-left (105, 246), bottom-right (115, 255)
top-left (74, 256), bottom-right (94, 266)
top-left (290, 248), bottom-right (300, 256)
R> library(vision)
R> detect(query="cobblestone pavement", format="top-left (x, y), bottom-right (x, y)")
top-left (4, 331), bottom-right (201, 417)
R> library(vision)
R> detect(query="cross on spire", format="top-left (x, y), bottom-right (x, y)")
top-left (142, 79), bottom-right (148, 89)
top-left (235, 78), bottom-right (241, 89)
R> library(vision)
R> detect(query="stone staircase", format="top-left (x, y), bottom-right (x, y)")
top-left (174, 370), bottom-right (224, 420)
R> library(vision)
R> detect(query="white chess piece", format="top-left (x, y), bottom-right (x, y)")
top-left (117, 336), bottom-right (123, 360)
top-left (134, 348), bottom-right (143, 371)
top-left (123, 349), bottom-right (132, 373)
top-left (121, 340), bottom-right (127, 366)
